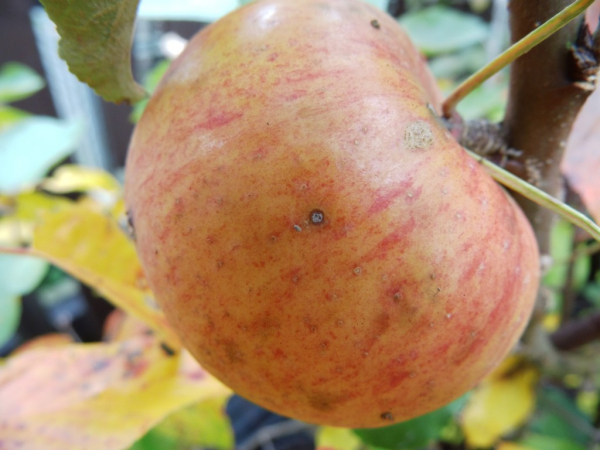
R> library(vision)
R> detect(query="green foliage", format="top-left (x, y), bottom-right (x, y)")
top-left (0, 117), bottom-right (81, 193)
top-left (457, 83), bottom-right (507, 122)
top-left (0, 63), bottom-right (80, 193)
top-left (0, 254), bottom-right (49, 297)
top-left (130, 60), bottom-right (171, 123)
top-left (428, 46), bottom-right (487, 80)
top-left (353, 396), bottom-right (466, 450)
top-left (530, 386), bottom-right (594, 447)
top-left (520, 434), bottom-right (589, 450)
top-left (399, 5), bottom-right (489, 55)
top-left (0, 62), bottom-right (45, 103)
top-left (0, 106), bottom-right (30, 131)
top-left (545, 221), bottom-right (578, 289)
top-left (39, 0), bottom-right (146, 104)
top-left (0, 295), bottom-right (21, 348)
top-left (128, 399), bottom-right (233, 450)
top-left (0, 254), bottom-right (49, 347)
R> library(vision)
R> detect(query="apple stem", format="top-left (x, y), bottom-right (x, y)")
top-left (464, 149), bottom-right (600, 243)
top-left (442, 0), bottom-right (594, 118)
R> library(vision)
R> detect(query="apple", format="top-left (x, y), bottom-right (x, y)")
top-left (124, 0), bottom-right (539, 428)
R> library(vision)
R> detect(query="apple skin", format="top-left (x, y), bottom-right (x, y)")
top-left (124, 0), bottom-right (539, 428)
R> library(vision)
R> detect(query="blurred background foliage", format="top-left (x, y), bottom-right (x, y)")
top-left (1, 0), bottom-right (600, 449)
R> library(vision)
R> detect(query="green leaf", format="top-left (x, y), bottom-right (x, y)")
top-left (130, 60), bottom-right (171, 123)
top-left (543, 220), bottom-right (575, 289)
top-left (0, 294), bottom-right (21, 348)
top-left (361, 0), bottom-right (389, 10)
top-left (583, 281), bottom-right (600, 306)
top-left (129, 398), bottom-right (233, 450)
top-left (572, 248), bottom-right (590, 291)
top-left (529, 387), bottom-right (593, 447)
top-left (456, 83), bottom-right (508, 122)
top-left (0, 254), bottom-right (49, 297)
top-left (0, 116), bottom-right (81, 193)
top-left (520, 434), bottom-right (588, 450)
top-left (429, 46), bottom-right (487, 81)
top-left (39, 0), bottom-right (146, 104)
top-left (0, 106), bottom-right (30, 131)
top-left (353, 397), bottom-right (466, 450)
top-left (399, 6), bottom-right (489, 56)
top-left (0, 63), bottom-right (45, 104)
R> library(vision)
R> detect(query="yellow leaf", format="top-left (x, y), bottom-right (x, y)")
top-left (316, 427), bottom-right (363, 450)
top-left (0, 191), bottom-right (71, 245)
top-left (4, 190), bottom-right (72, 221)
top-left (29, 203), bottom-right (179, 348)
top-left (39, 164), bottom-right (121, 193)
top-left (0, 336), bottom-right (230, 450)
top-left (461, 355), bottom-right (539, 448)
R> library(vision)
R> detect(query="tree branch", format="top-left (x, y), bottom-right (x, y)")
top-left (503, 2), bottom-right (600, 355)
top-left (503, 1), bottom-right (597, 256)
top-left (551, 312), bottom-right (600, 350)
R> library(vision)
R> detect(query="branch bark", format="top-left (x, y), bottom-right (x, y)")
top-left (551, 312), bottom-right (600, 350)
top-left (503, 1), bottom-right (594, 256)
top-left (504, 2), bottom-right (600, 354)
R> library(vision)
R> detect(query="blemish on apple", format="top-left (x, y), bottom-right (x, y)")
top-left (125, 209), bottom-right (136, 241)
top-left (381, 412), bottom-right (394, 421)
top-left (404, 121), bottom-right (434, 150)
top-left (310, 209), bottom-right (325, 224)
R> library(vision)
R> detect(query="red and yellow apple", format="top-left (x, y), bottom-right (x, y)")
top-left (124, 0), bottom-right (539, 428)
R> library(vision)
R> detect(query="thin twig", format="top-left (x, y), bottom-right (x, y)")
top-left (464, 149), bottom-right (600, 243)
top-left (443, 0), bottom-right (595, 117)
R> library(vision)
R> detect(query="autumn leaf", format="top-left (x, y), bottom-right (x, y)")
top-left (39, 164), bottom-right (121, 194)
top-left (10, 333), bottom-right (74, 355)
top-left (0, 335), bottom-right (231, 450)
top-left (39, 0), bottom-right (146, 104)
top-left (461, 355), bottom-right (539, 448)
top-left (102, 309), bottom-right (155, 343)
top-left (0, 190), bottom-right (71, 246)
top-left (27, 203), bottom-right (180, 348)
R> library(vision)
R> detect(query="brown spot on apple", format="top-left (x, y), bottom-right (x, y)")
top-left (223, 340), bottom-right (244, 363)
top-left (306, 391), bottom-right (348, 412)
top-left (404, 120), bottom-right (434, 150)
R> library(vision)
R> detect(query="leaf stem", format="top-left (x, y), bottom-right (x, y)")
top-left (464, 149), bottom-right (600, 243)
top-left (0, 246), bottom-right (32, 256)
top-left (442, 0), bottom-right (594, 118)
